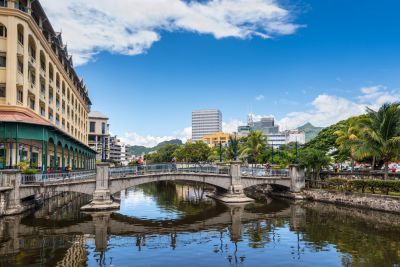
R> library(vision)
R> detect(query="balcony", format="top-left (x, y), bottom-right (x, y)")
top-left (28, 81), bottom-right (36, 93)
top-left (16, 71), bottom-right (24, 86)
top-left (29, 56), bottom-right (36, 66)
top-left (17, 42), bottom-right (24, 55)
top-left (40, 68), bottom-right (46, 78)
top-left (40, 92), bottom-right (46, 102)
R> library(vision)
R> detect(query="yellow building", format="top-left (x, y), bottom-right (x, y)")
top-left (202, 132), bottom-right (231, 147)
top-left (0, 0), bottom-right (95, 171)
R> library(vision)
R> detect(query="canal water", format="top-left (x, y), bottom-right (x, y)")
top-left (0, 182), bottom-right (400, 267)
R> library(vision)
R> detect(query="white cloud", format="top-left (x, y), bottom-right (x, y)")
top-left (120, 127), bottom-right (191, 147)
top-left (255, 95), bottom-right (265, 101)
top-left (223, 120), bottom-right (245, 133)
top-left (40, 0), bottom-right (301, 65)
top-left (278, 85), bottom-right (400, 130)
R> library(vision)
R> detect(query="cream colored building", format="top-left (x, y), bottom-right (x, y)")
top-left (88, 111), bottom-right (110, 161)
top-left (0, 0), bottom-right (95, 171)
top-left (202, 132), bottom-right (231, 148)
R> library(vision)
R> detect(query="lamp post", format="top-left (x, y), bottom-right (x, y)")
top-left (219, 141), bottom-right (223, 163)
top-left (271, 141), bottom-right (274, 165)
top-left (295, 139), bottom-right (298, 163)
top-left (233, 132), bottom-right (237, 161)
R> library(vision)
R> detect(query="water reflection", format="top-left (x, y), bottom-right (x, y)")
top-left (0, 182), bottom-right (399, 267)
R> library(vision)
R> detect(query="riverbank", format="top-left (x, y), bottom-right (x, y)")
top-left (246, 186), bottom-right (400, 214)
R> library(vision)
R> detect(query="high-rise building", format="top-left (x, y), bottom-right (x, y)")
top-left (192, 109), bottom-right (222, 141)
top-left (88, 111), bottom-right (110, 161)
top-left (0, 1), bottom-right (96, 171)
top-left (109, 135), bottom-right (122, 165)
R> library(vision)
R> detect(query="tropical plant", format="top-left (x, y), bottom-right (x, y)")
top-left (355, 103), bottom-right (400, 179)
top-left (240, 131), bottom-right (267, 164)
top-left (173, 141), bottom-right (211, 163)
top-left (298, 148), bottom-right (331, 180)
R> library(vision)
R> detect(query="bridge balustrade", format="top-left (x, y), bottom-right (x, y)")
top-left (108, 163), bottom-right (230, 178)
top-left (21, 170), bottom-right (96, 184)
top-left (240, 167), bottom-right (289, 178)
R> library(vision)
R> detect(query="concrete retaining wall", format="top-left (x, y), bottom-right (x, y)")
top-left (302, 189), bottom-right (400, 214)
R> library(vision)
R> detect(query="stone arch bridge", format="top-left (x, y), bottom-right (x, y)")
top-left (0, 163), bottom-right (305, 214)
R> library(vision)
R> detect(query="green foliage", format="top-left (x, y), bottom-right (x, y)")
top-left (299, 148), bottom-right (331, 180)
top-left (240, 131), bottom-right (267, 164)
top-left (173, 141), bottom-right (211, 163)
top-left (324, 178), bottom-right (400, 195)
top-left (145, 144), bottom-right (180, 163)
top-left (128, 139), bottom-right (183, 156)
top-left (22, 168), bottom-right (37, 175)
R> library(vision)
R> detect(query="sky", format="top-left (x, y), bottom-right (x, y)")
top-left (41, 0), bottom-right (400, 147)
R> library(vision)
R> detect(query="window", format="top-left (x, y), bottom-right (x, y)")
top-left (90, 121), bottom-right (96, 133)
top-left (0, 25), bottom-right (7, 38)
top-left (0, 1), bottom-right (7, 8)
top-left (40, 106), bottom-right (45, 117)
top-left (0, 53), bottom-right (6, 67)
top-left (17, 89), bottom-right (23, 102)
top-left (18, 31), bottom-right (23, 45)
top-left (101, 122), bottom-right (106, 134)
top-left (0, 84), bottom-right (5, 97)
top-left (17, 60), bottom-right (23, 73)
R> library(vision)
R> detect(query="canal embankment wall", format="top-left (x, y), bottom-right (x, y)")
top-left (246, 186), bottom-right (400, 214)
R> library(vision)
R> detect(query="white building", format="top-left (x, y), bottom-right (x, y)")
top-left (285, 129), bottom-right (306, 145)
top-left (121, 144), bottom-right (132, 166)
top-left (192, 109), bottom-right (222, 141)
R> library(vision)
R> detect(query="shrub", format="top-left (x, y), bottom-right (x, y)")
top-left (22, 168), bottom-right (37, 175)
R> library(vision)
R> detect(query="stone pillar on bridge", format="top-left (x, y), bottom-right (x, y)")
top-left (213, 162), bottom-right (254, 203)
top-left (91, 212), bottom-right (111, 252)
top-left (2, 170), bottom-right (24, 215)
top-left (81, 163), bottom-right (120, 211)
top-left (289, 164), bottom-right (305, 193)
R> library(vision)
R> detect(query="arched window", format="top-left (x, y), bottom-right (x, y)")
top-left (0, 24), bottom-right (7, 38)
top-left (28, 35), bottom-right (36, 59)
top-left (17, 24), bottom-right (23, 45)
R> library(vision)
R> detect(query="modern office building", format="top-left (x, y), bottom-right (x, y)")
top-left (238, 115), bottom-right (305, 148)
top-left (192, 109), bottom-right (222, 141)
top-left (0, 0), bottom-right (96, 171)
top-left (120, 143), bottom-right (131, 166)
top-left (202, 132), bottom-right (230, 148)
top-left (88, 111), bottom-right (110, 161)
top-left (109, 135), bottom-right (122, 165)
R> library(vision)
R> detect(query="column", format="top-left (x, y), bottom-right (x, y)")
top-left (81, 163), bottom-right (119, 211)
top-left (2, 170), bottom-right (24, 215)
top-left (289, 164), bottom-right (305, 193)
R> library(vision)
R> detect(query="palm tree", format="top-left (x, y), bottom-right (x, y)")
top-left (334, 117), bottom-right (363, 172)
top-left (356, 103), bottom-right (400, 179)
top-left (240, 131), bottom-right (267, 164)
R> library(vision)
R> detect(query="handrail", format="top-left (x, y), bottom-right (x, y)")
top-left (21, 170), bottom-right (96, 184)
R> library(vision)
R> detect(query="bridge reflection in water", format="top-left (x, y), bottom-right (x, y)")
top-left (1, 182), bottom-right (400, 267)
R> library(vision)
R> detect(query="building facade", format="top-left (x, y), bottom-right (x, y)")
top-left (88, 111), bottom-right (110, 161)
top-left (202, 132), bottom-right (230, 148)
top-left (109, 135), bottom-right (121, 165)
top-left (0, 0), bottom-right (96, 171)
top-left (192, 109), bottom-right (222, 141)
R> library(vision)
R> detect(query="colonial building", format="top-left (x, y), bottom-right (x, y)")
top-left (202, 132), bottom-right (230, 148)
top-left (0, 0), bottom-right (96, 171)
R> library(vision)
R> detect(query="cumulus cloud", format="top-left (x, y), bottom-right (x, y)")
top-left (278, 86), bottom-right (400, 130)
top-left (120, 127), bottom-right (192, 147)
top-left (255, 95), bottom-right (265, 101)
top-left (41, 0), bottom-right (301, 65)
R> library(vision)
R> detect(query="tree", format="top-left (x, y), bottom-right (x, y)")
top-left (355, 103), bottom-right (400, 179)
top-left (173, 141), bottom-right (211, 163)
top-left (298, 148), bottom-right (331, 180)
top-left (240, 131), bottom-right (267, 164)
top-left (145, 144), bottom-right (180, 163)
top-left (334, 116), bottom-right (363, 171)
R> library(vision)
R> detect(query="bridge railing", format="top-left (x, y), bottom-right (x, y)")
top-left (21, 170), bottom-right (96, 184)
top-left (240, 167), bottom-right (289, 178)
top-left (109, 163), bottom-right (230, 178)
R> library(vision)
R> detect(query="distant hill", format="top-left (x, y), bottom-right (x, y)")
top-left (128, 139), bottom-right (183, 156)
top-left (298, 122), bottom-right (324, 142)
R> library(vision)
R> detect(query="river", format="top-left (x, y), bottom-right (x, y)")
top-left (0, 182), bottom-right (399, 267)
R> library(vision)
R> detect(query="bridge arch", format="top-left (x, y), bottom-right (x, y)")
top-left (109, 173), bottom-right (232, 195)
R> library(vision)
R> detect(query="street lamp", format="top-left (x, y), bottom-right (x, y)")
top-left (219, 141), bottom-right (223, 163)
top-left (233, 132), bottom-right (237, 161)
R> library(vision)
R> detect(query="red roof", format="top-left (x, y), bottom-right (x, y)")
top-left (0, 111), bottom-right (51, 126)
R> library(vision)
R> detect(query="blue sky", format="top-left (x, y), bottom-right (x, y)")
top-left (42, 0), bottom-right (400, 146)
